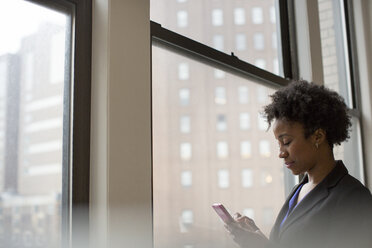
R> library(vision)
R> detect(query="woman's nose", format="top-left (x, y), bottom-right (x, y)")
top-left (278, 150), bottom-right (288, 158)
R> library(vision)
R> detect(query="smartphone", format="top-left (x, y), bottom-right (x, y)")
top-left (212, 203), bottom-right (235, 224)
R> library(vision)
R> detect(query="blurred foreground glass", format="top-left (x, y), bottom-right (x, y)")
top-left (152, 45), bottom-right (290, 248)
top-left (150, 0), bottom-right (284, 76)
top-left (0, 1), bottom-right (72, 247)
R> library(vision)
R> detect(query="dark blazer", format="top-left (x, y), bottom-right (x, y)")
top-left (267, 160), bottom-right (372, 248)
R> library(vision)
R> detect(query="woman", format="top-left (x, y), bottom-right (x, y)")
top-left (226, 80), bottom-right (372, 248)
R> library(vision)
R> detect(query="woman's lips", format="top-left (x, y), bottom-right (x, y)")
top-left (285, 161), bottom-right (295, 168)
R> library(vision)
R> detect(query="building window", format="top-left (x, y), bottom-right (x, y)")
top-left (235, 34), bottom-right (246, 51)
top-left (257, 87), bottom-right (267, 103)
top-left (215, 87), bottom-right (226, 105)
top-left (179, 88), bottom-right (190, 106)
top-left (243, 208), bottom-right (255, 219)
top-left (213, 35), bottom-right (224, 51)
top-left (270, 6), bottom-right (276, 24)
top-left (259, 140), bottom-right (271, 157)
top-left (180, 143), bottom-right (192, 160)
top-left (240, 113), bottom-right (250, 130)
top-left (180, 210), bottom-right (193, 233)
top-left (272, 32), bottom-right (277, 49)
top-left (218, 169), bottom-right (229, 188)
top-left (212, 9), bottom-right (223, 26)
top-left (50, 32), bottom-right (65, 84)
top-left (178, 62), bottom-right (189, 80)
top-left (216, 114), bottom-right (227, 131)
top-left (273, 58), bottom-right (279, 75)
top-left (261, 171), bottom-right (273, 186)
top-left (255, 59), bottom-right (266, 70)
top-left (180, 115), bottom-right (191, 133)
top-left (238, 86), bottom-right (249, 104)
top-left (177, 10), bottom-right (188, 27)
top-left (217, 141), bottom-right (228, 159)
top-left (234, 8), bottom-right (246, 25)
top-left (181, 171), bottom-right (192, 187)
top-left (242, 169), bottom-right (253, 188)
top-left (257, 113), bottom-right (268, 130)
top-left (253, 33), bottom-right (265, 50)
top-left (263, 208), bottom-right (274, 226)
top-left (252, 7), bottom-right (263, 24)
top-left (214, 69), bottom-right (225, 79)
top-left (240, 141), bottom-right (252, 159)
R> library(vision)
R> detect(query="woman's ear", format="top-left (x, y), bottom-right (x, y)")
top-left (312, 128), bottom-right (327, 145)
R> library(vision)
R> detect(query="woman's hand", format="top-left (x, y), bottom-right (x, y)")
top-left (225, 213), bottom-right (269, 248)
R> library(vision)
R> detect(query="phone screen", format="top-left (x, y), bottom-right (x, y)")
top-left (212, 203), bottom-right (234, 224)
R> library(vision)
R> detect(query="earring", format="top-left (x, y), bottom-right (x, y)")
top-left (315, 143), bottom-right (319, 149)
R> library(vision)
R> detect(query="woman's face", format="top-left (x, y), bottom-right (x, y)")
top-left (273, 119), bottom-right (318, 175)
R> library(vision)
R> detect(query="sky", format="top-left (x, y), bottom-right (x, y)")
top-left (0, 0), bottom-right (66, 56)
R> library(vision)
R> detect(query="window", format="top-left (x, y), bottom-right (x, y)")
top-left (215, 87), bottom-right (226, 105)
top-left (270, 6), bottom-right (276, 23)
top-left (238, 86), bottom-right (249, 104)
top-left (216, 114), bottom-right (227, 131)
top-left (181, 171), bottom-right (192, 187)
top-left (259, 140), bottom-right (271, 157)
top-left (214, 69), bottom-right (225, 79)
top-left (263, 208), bottom-right (274, 226)
top-left (180, 210), bottom-right (193, 232)
top-left (178, 62), bottom-right (189, 80)
top-left (253, 33), bottom-right (265, 50)
top-left (234, 8), bottom-right (246, 25)
top-left (212, 9), bottom-right (223, 26)
top-left (258, 113), bottom-right (268, 130)
top-left (252, 7), bottom-right (263, 24)
top-left (217, 142), bottom-right (228, 159)
top-left (240, 113), bottom-right (250, 130)
top-left (255, 59), bottom-right (267, 70)
top-left (179, 88), bottom-right (190, 106)
top-left (235, 34), bottom-right (246, 51)
top-left (242, 169), bottom-right (253, 188)
top-left (151, 1), bottom-right (295, 246)
top-left (240, 141), bottom-right (252, 158)
top-left (257, 87), bottom-right (267, 103)
top-left (180, 115), bottom-right (191, 133)
top-left (152, 46), bottom-right (288, 246)
top-left (261, 171), bottom-right (273, 186)
top-left (180, 143), bottom-right (192, 160)
top-left (177, 10), bottom-right (188, 27)
top-left (213, 35), bottom-right (224, 51)
top-left (243, 208), bottom-right (255, 219)
top-left (218, 169), bottom-right (229, 188)
top-left (272, 32), bottom-right (278, 49)
top-left (0, 0), bottom-right (91, 247)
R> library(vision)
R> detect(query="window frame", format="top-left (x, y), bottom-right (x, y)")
top-left (26, 0), bottom-right (92, 247)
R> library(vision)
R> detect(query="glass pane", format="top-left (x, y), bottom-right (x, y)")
top-left (333, 117), bottom-right (364, 183)
top-left (151, 0), bottom-right (284, 76)
top-left (318, 0), bottom-right (353, 107)
top-left (0, 1), bottom-right (71, 247)
top-left (152, 45), bottom-right (291, 248)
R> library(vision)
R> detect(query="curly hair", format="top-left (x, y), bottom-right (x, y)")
top-left (263, 80), bottom-right (352, 147)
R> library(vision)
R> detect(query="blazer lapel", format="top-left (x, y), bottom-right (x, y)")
top-left (270, 183), bottom-right (304, 241)
top-left (278, 183), bottom-right (328, 238)
top-left (277, 161), bottom-right (348, 239)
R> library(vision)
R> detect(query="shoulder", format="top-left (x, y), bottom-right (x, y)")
top-left (331, 174), bottom-right (372, 214)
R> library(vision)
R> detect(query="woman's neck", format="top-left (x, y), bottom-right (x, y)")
top-left (306, 152), bottom-right (336, 186)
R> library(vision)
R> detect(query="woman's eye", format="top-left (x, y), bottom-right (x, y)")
top-left (283, 141), bottom-right (291, 146)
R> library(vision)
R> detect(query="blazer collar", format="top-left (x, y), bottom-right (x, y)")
top-left (277, 160), bottom-right (348, 238)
